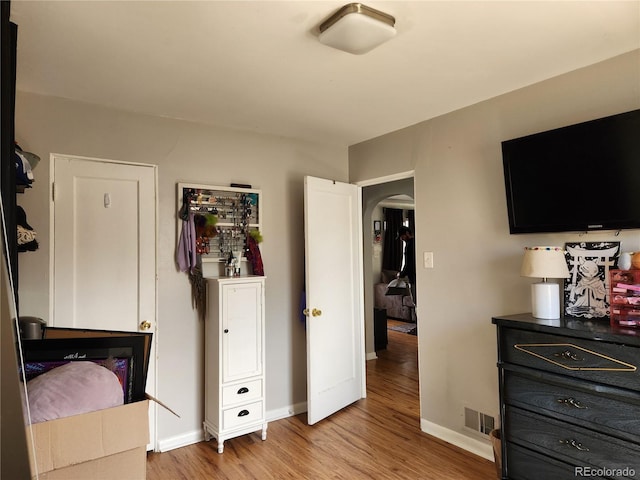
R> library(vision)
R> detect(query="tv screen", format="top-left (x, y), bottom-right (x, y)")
top-left (502, 109), bottom-right (640, 234)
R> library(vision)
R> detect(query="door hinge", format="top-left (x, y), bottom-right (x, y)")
top-left (51, 182), bottom-right (55, 202)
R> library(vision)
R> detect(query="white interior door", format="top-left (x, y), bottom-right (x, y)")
top-left (51, 154), bottom-right (157, 449)
top-left (304, 176), bottom-right (365, 425)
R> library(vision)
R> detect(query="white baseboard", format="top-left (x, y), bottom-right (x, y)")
top-left (420, 419), bottom-right (494, 461)
top-left (156, 402), bottom-right (308, 453)
top-left (157, 429), bottom-right (204, 452)
top-left (267, 401), bottom-right (308, 422)
top-left (366, 351), bottom-right (378, 360)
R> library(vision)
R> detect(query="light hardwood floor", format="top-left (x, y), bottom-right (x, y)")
top-left (147, 320), bottom-right (497, 479)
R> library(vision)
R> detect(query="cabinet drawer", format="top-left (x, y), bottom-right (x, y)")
top-left (506, 407), bottom-right (640, 479)
top-left (507, 443), bottom-right (608, 480)
top-left (222, 379), bottom-right (263, 407)
top-left (222, 401), bottom-right (264, 430)
top-left (501, 328), bottom-right (640, 390)
top-left (504, 371), bottom-right (640, 443)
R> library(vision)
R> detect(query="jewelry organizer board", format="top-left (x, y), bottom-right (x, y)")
top-left (177, 183), bottom-right (261, 277)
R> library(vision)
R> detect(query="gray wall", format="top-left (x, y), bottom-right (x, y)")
top-left (15, 91), bottom-right (348, 449)
top-left (350, 49), bottom-right (640, 456)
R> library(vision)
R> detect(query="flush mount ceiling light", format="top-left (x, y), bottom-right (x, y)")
top-left (318, 3), bottom-right (396, 55)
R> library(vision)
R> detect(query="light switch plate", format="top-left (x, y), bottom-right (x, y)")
top-left (424, 251), bottom-right (434, 269)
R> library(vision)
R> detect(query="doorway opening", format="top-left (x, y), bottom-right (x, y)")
top-left (361, 176), bottom-right (417, 411)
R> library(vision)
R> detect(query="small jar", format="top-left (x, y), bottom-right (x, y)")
top-left (619, 252), bottom-right (632, 270)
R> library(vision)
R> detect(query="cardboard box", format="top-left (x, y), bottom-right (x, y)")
top-left (29, 400), bottom-right (149, 480)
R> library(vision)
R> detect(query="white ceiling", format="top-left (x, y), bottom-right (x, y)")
top-left (9, 1), bottom-right (640, 146)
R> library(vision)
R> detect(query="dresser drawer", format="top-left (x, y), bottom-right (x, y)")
top-left (506, 407), bottom-right (640, 479)
top-left (507, 443), bottom-right (608, 480)
top-left (500, 328), bottom-right (640, 390)
top-left (504, 370), bottom-right (640, 443)
top-left (222, 379), bottom-right (263, 407)
top-left (222, 401), bottom-right (264, 430)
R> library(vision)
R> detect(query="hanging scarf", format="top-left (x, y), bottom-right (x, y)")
top-left (177, 213), bottom-right (197, 273)
top-left (246, 234), bottom-right (264, 276)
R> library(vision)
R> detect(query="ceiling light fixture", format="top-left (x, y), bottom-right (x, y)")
top-left (318, 3), bottom-right (396, 55)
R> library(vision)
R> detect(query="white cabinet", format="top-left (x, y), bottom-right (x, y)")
top-left (203, 276), bottom-right (267, 453)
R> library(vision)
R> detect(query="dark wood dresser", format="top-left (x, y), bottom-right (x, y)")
top-left (493, 313), bottom-right (640, 480)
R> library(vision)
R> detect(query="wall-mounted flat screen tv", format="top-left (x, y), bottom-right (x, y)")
top-left (502, 109), bottom-right (640, 234)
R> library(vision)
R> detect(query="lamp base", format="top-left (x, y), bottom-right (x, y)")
top-left (531, 281), bottom-right (560, 319)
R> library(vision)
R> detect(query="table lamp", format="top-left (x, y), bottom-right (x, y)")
top-left (521, 246), bottom-right (570, 319)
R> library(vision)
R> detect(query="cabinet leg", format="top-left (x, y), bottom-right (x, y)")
top-left (217, 440), bottom-right (224, 454)
top-left (261, 423), bottom-right (268, 441)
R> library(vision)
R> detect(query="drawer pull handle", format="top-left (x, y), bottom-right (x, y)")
top-left (554, 350), bottom-right (583, 362)
top-left (557, 397), bottom-right (588, 409)
top-left (237, 387), bottom-right (249, 395)
top-left (559, 439), bottom-right (589, 452)
top-left (238, 409), bottom-right (250, 417)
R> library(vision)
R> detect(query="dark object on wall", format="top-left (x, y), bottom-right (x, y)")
top-left (502, 109), bottom-right (640, 234)
top-left (374, 308), bottom-right (387, 351)
top-left (1, 1), bottom-right (18, 303)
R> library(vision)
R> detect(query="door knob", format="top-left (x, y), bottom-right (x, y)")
top-left (312, 308), bottom-right (322, 317)
top-left (140, 320), bottom-right (152, 330)
top-left (303, 308), bottom-right (310, 316)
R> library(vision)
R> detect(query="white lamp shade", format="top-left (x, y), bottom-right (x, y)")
top-left (318, 3), bottom-right (396, 55)
top-left (520, 246), bottom-right (570, 279)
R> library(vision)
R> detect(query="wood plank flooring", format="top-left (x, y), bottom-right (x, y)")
top-left (146, 320), bottom-right (496, 479)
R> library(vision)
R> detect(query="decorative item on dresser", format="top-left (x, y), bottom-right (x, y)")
top-left (609, 269), bottom-right (640, 329)
top-left (563, 241), bottom-right (620, 319)
top-left (492, 313), bottom-right (640, 480)
top-left (520, 247), bottom-right (570, 320)
top-left (204, 276), bottom-right (267, 453)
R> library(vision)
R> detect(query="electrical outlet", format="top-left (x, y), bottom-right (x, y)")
top-left (423, 251), bottom-right (434, 269)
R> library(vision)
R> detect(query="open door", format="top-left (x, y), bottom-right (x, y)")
top-left (304, 176), bottom-right (365, 425)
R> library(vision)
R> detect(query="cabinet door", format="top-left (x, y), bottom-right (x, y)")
top-left (222, 282), bottom-right (263, 383)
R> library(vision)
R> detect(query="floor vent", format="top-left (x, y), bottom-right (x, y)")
top-left (464, 407), bottom-right (494, 435)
